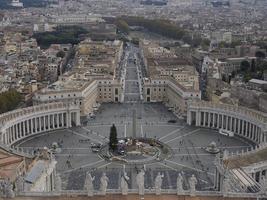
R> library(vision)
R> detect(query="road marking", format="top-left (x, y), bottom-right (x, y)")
top-left (172, 153), bottom-right (212, 156)
top-left (62, 159), bottom-right (105, 174)
top-left (97, 162), bottom-right (112, 169)
top-left (159, 126), bottom-right (186, 140)
top-left (56, 154), bottom-right (94, 156)
top-left (15, 130), bottom-right (63, 146)
top-left (165, 159), bottom-right (215, 176)
top-left (158, 162), bottom-right (177, 171)
top-left (81, 127), bottom-right (108, 141)
top-left (165, 129), bottom-right (201, 144)
top-left (172, 145), bottom-right (250, 150)
top-left (67, 129), bottom-right (103, 145)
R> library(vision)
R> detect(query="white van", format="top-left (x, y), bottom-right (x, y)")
top-left (219, 129), bottom-right (234, 137)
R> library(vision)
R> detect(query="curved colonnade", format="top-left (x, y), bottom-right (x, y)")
top-left (187, 101), bottom-right (267, 144)
top-left (0, 103), bottom-right (80, 148)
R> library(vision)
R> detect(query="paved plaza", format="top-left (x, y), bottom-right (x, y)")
top-left (15, 102), bottom-right (253, 192)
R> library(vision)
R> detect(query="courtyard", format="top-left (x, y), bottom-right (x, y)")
top-left (15, 102), bottom-right (253, 192)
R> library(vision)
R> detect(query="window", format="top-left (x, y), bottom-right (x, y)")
top-left (115, 88), bottom-right (118, 95)
top-left (147, 88), bottom-right (150, 95)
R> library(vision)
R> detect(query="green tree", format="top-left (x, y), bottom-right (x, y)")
top-left (109, 124), bottom-right (118, 151)
top-left (240, 60), bottom-right (250, 72)
top-left (56, 50), bottom-right (65, 58)
top-left (222, 74), bottom-right (227, 82)
top-left (255, 51), bottom-right (266, 59)
top-left (251, 59), bottom-right (256, 72)
top-left (115, 19), bottom-right (130, 34)
top-left (243, 73), bottom-right (252, 82)
top-left (117, 16), bottom-right (185, 40)
top-left (231, 71), bottom-right (236, 78)
top-left (0, 90), bottom-right (21, 114)
top-left (182, 34), bottom-right (192, 45)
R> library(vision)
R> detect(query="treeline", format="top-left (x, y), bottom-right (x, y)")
top-left (0, 90), bottom-right (22, 114)
top-left (117, 16), bottom-right (185, 40)
top-left (238, 59), bottom-right (267, 83)
top-left (33, 26), bottom-right (88, 49)
top-left (116, 16), bottom-right (210, 48)
top-left (115, 19), bottom-right (130, 34)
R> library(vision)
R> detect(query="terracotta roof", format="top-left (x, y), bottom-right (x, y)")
top-left (0, 148), bottom-right (24, 180)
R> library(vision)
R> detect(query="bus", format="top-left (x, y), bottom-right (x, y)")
top-left (219, 129), bottom-right (234, 137)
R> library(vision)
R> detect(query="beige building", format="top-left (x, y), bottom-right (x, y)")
top-left (141, 40), bottom-right (200, 91)
top-left (143, 78), bottom-right (201, 116)
top-left (140, 40), bottom-right (201, 116)
top-left (76, 39), bottom-right (123, 77)
top-left (33, 39), bottom-right (124, 116)
top-left (33, 73), bottom-right (122, 116)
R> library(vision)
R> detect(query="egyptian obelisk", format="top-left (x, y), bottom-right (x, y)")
top-left (132, 110), bottom-right (136, 139)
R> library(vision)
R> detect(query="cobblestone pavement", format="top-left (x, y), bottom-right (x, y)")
top-left (16, 102), bottom-right (252, 191)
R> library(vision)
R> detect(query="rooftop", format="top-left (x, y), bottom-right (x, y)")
top-left (0, 148), bottom-right (24, 181)
top-left (225, 147), bottom-right (267, 169)
top-left (11, 194), bottom-right (256, 200)
top-left (249, 79), bottom-right (267, 85)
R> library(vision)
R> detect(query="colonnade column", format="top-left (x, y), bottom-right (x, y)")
top-left (56, 114), bottom-right (59, 128)
top-left (76, 111), bottom-right (81, 126)
top-left (187, 111), bottom-right (192, 125)
top-left (227, 116), bottom-right (229, 131)
top-left (218, 114), bottom-right (221, 129)
top-left (208, 113), bottom-right (211, 127)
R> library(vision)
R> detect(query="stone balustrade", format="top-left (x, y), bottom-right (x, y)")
top-left (0, 103), bottom-right (81, 147)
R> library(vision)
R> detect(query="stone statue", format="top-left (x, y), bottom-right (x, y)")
top-left (222, 174), bottom-right (231, 196)
top-left (260, 176), bottom-right (267, 195)
top-left (176, 173), bottom-right (184, 195)
top-left (136, 169), bottom-right (145, 195)
top-left (55, 174), bottom-right (62, 192)
top-left (15, 175), bottom-right (24, 193)
top-left (120, 172), bottom-right (130, 195)
top-left (0, 179), bottom-right (15, 198)
top-left (84, 172), bottom-right (95, 196)
top-left (155, 172), bottom-right (164, 195)
top-left (100, 172), bottom-right (109, 195)
top-left (189, 174), bottom-right (197, 196)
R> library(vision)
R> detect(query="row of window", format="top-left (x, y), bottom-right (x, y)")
top-left (46, 93), bottom-right (78, 99)
top-left (99, 88), bottom-right (119, 95)
top-left (146, 88), bottom-right (166, 95)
